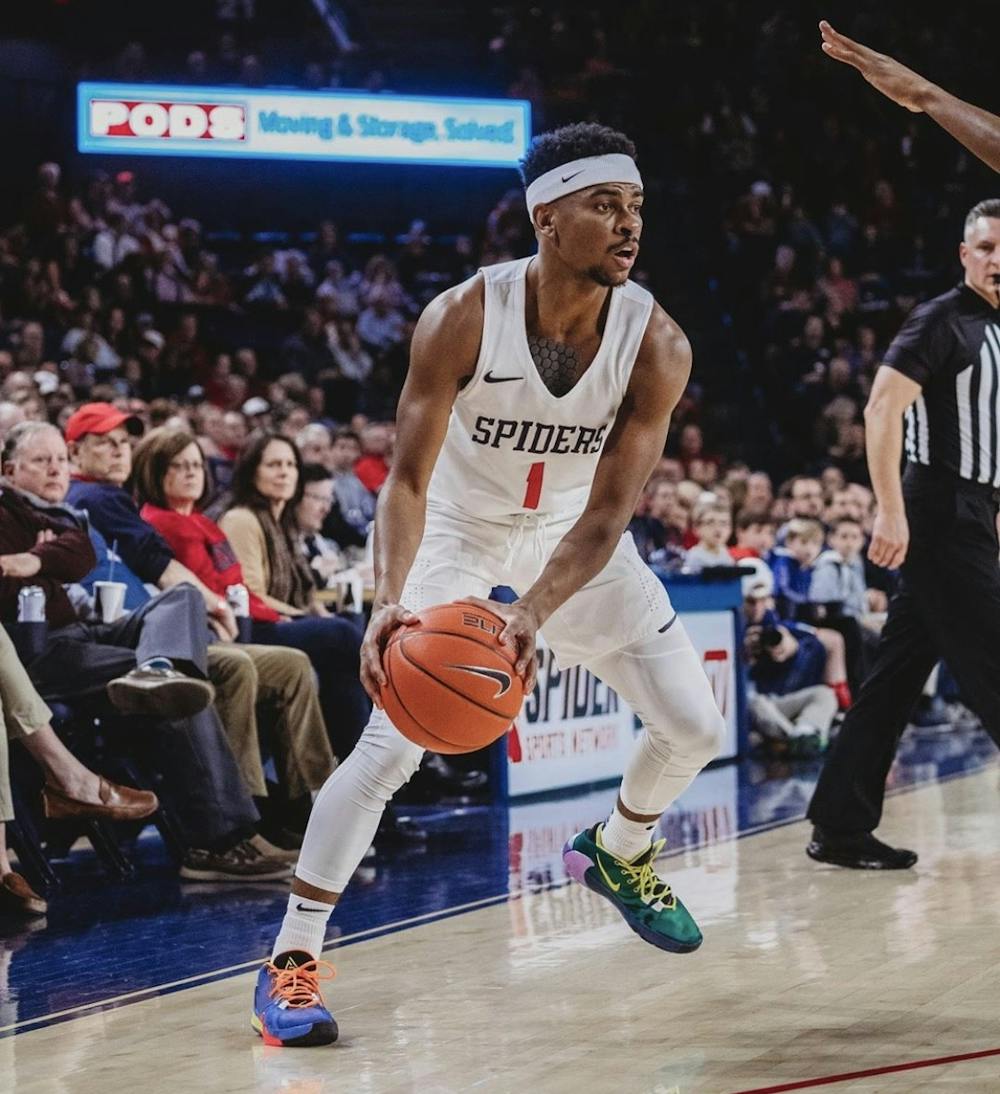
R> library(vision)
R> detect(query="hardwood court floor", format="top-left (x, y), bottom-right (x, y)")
top-left (6, 762), bottom-right (1000, 1093)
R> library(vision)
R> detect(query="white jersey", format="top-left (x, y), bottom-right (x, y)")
top-left (426, 257), bottom-right (654, 522)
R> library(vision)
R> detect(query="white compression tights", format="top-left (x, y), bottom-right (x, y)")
top-left (295, 708), bottom-right (425, 893)
top-left (586, 621), bottom-right (725, 817)
top-left (295, 620), bottom-right (724, 894)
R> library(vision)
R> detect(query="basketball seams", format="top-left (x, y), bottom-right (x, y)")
top-left (384, 644), bottom-right (470, 753)
top-left (401, 626), bottom-right (517, 665)
top-left (382, 644), bottom-right (419, 729)
top-left (395, 636), bottom-right (516, 725)
top-left (387, 662), bottom-right (464, 752)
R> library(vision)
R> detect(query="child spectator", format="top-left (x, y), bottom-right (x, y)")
top-left (730, 510), bottom-right (777, 561)
top-left (684, 498), bottom-right (733, 569)
top-left (811, 516), bottom-right (867, 620)
top-left (810, 515), bottom-right (879, 688)
top-left (770, 518), bottom-right (852, 708)
top-left (770, 517), bottom-right (826, 617)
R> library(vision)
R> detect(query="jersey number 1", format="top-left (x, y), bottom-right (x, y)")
top-left (522, 462), bottom-right (544, 509)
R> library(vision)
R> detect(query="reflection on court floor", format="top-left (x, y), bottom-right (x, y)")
top-left (3, 726), bottom-right (999, 1092)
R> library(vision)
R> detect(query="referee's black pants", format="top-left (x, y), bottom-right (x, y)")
top-left (808, 466), bottom-right (1000, 834)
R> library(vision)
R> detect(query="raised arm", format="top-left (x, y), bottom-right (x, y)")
top-left (468, 305), bottom-right (691, 688)
top-left (361, 275), bottom-right (484, 703)
top-left (820, 20), bottom-right (1000, 175)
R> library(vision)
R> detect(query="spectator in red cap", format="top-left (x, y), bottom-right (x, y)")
top-left (63, 400), bottom-right (144, 447)
top-left (65, 403), bottom-right (238, 641)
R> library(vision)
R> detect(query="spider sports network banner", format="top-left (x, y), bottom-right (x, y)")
top-left (505, 613), bottom-right (739, 798)
top-left (77, 82), bottom-right (530, 168)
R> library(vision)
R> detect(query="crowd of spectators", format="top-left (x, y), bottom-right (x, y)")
top-left (9, 4), bottom-right (991, 476)
top-left (476, 3), bottom-right (997, 473)
top-left (626, 459), bottom-right (891, 755)
top-left (0, 154), bottom-right (498, 911)
top-left (0, 374), bottom-right (495, 918)
top-left (0, 400), bottom-right (372, 916)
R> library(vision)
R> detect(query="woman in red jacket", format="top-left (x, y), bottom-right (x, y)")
top-left (131, 428), bottom-right (369, 761)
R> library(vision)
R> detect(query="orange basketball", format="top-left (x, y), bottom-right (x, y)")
top-left (381, 601), bottom-right (524, 754)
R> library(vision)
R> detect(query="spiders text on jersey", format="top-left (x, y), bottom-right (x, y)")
top-left (470, 416), bottom-right (609, 456)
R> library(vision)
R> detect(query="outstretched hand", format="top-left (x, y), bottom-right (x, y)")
top-left (459, 597), bottom-right (539, 695)
top-left (819, 20), bottom-right (932, 113)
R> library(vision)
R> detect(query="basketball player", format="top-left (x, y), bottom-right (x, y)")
top-left (252, 123), bottom-right (726, 1047)
top-left (820, 20), bottom-right (1000, 175)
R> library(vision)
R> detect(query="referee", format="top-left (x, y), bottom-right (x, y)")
top-left (807, 198), bottom-right (1000, 869)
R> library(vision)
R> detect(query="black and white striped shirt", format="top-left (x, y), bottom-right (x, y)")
top-left (884, 283), bottom-right (1000, 485)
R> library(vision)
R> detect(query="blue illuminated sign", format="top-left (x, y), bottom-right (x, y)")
top-left (77, 83), bottom-right (530, 168)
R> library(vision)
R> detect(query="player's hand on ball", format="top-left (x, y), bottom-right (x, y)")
top-left (459, 597), bottom-right (539, 694)
top-left (868, 509), bottom-right (909, 570)
top-left (362, 602), bottom-right (419, 707)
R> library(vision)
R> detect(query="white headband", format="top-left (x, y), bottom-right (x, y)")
top-left (524, 154), bottom-right (643, 217)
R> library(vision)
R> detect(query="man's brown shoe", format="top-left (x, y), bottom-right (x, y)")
top-left (0, 872), bottom-right (47, 917)
top-left (43, 777), bottom-right (159, 822)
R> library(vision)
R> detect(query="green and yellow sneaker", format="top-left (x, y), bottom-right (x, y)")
top-left (562, 824), bottom-right (703, 953)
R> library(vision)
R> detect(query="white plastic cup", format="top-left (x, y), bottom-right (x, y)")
top-left (94, 580), bottom-right (127, 623)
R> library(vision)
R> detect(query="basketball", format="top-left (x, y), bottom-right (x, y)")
top-left (380, 601), bottom-right (525, 754)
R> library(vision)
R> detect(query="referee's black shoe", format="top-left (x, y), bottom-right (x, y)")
top-left (806, 827), bottom-right (918, 870)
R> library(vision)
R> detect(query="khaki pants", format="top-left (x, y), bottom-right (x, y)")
top-left (0, 628), bottom-right (53, 823)
top-left (750, 686), bottom-right (838, 742)
top-left (207, 643), bottom-right (335, 799)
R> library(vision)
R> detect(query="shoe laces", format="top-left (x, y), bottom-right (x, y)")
top-left (617, 838), bottom-right (676, 908)
top-left (265, 958), bottom-right (336, 1009)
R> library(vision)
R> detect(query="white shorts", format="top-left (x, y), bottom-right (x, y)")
top-left (402, 504), bottom-right (676, 670)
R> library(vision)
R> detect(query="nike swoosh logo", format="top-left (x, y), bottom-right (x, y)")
top-left (657, 613), bottom-right (678, 634)
top-left (596, 852), bottom-right (621, 893)
top-left (561, 169), bottom-right (584, 183)
top-left (295, 903), bottom-right (326, 913)
top-left (483, 371), bottom-right (522, 384)
top-left (448, 663), bottom-right (512, 698)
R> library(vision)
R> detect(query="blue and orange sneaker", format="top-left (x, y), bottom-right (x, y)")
top-left (562, 824), bottom-right (703, 953)
top-left (252, 950), bottom-right (338, 1046)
